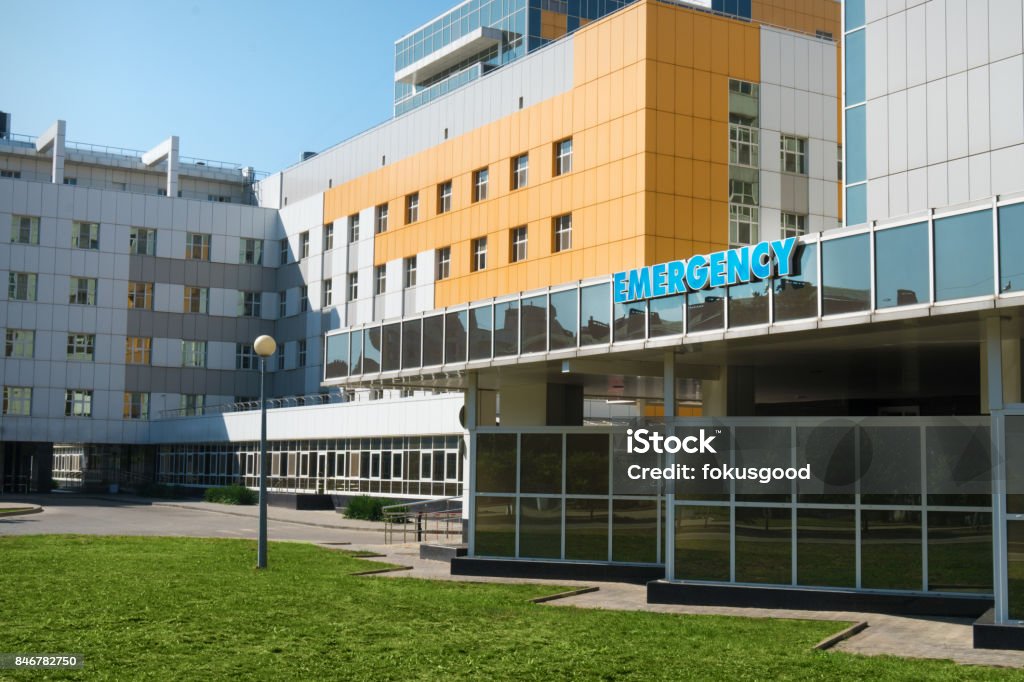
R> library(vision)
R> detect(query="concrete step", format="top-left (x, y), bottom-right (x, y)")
top-left (419, 543), bottom-right (468, 562)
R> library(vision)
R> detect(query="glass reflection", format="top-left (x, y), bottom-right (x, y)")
top-left (350, 329), bottom-right (363, 375)
top-left (860, 426), bottom-right (921, 505)
top-left (927, 511), bottom-right (992, 593)
top-left (580, 283), bottom-right (610, 345)
top-left (861, 510), bottom-right (921, 590)
top-left (774, 244), bottom-right (818, 321)
top-left (565, 498), bottom-right (609, 561)
top-left (796, 425), bottom-right (856, 504)
top-left (519, 497), bottom-right (562, 559)
top-left (876, 222), bottom-right (929, 308)
top-left (521, 295), bottom-right (547, 353)
top-left (925, 425), bottom-right (991, 506)
top-left (613, 301), bottom-right (646, 342)
top-left (475, 496), bottom-right (515, 557)
top-left (1000, 203), bottom-right (1024, 293)
top-left (494, 300), bottom-right (519, 357)
top-left (520, 433), bottom-right (562, 494)
top-left (675, 505), bottom-right (730, 581)
top-left (469, 305), bottom-right (492, 361)
top-left (476, 433), bottom-right (516, 493)
top-left (822, 234), bottom-right (870, 314)
top-left (422, 315), bottom-right (444, 366)
top-left (444, 310), bottom-right (467, 363)
top-left (382, 323), bottom-right (401, 372)
top-left (735, 506), bottom-right (791, 584)
top-left (797, 509), bottom-right (855, 587)
top-left (735, 427), bottom-right (791, 502)
top-left (935, 209), bottom-right (993, 301)
top-left (566, 433), bottom-right (609, 495)
top-left (402, 320), bottom-right (421, 369)
top-left (727, 281), bottom-right (769, 328)
top-left (325, 333), bottom-right (349, 379)
top-left (1009, 522), bottom-right (1024, 618)
top-left (649, 294), bottom-right (685, 337)
top-left (363, 327), bottom-right (381, 373)
top-left (612, 499), bottom-right (658, 563)
top-left (687, 287), bottom-right (724, 332)
top-left (550, 289), bottom-right (578, 350)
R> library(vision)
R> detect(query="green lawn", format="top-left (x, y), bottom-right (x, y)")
top-left (0, 507), bottom-right (34, 516)
top-left (0, 535), bottom-right (1020, 681)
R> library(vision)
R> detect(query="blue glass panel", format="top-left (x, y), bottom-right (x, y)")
top-left (728, 280), bottom-right (769, 327)
top-left (1000, 203), bottom-right (1024, 293)
top-left (774, 244), bottom-right (819, 321)
top-left (875, 222), bottom-right (929, 308)
top-left (521, 295), bottom-right (548, 353)
top-left (822, 234), bottom-right (870, 315)
top-left (935, 209), bottom-right (994, 301)
top-left (350, 328), bottom-right (363, 375)
top-left (363, 326), bottom-right (381, 373)
top-left (324, 333), bottom-right (349, 379)
top-left (845, 29), bottom-right (865, 104)
top-left (422, 315), bottom-right (444, 366)
top-left (613, 301), bottom-right (646, 342)
top-left (845, 107), bottom-right (866, 184)
top-left (382, 323), bottom-right (401, 372)
top-left (649, 294), bottom-right (685, 337)
top-left (845, 0), bottom-right (865, 30)
top-left (580, 283), bottom-right (611, 345)
top-left (846, 183), bottom-right (867, 226)
top-left (494, 300), bottom-right (519, 357)
top-left (550, 289), bottom-right (579, 350)
top-left (444, 310), bottom-right (468, 363)
top-left (687, 287), bottom-right (725, 332)
top-left (469, 305), bottom-right (493, 360)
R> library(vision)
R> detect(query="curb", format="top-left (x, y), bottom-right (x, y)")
top-left (0, 506), bottom-right (43, 518)
top-left (814, 621), bottom-right (869, 650)
top-left (149, 502), bottom-right (385, 533)
top-left (530, 586), bottom-right (601, 604)
top-left (350, 565), bottom-right (414, 576)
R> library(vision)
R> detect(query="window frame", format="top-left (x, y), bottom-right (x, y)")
top-left (239, 237), bottom-right (264, 265)
top-left (8, 272), bottom-right (37, 301)
top-left (554, 138), bottom-right (573, 176)
top-left (436, 246), bottom-right (451, 280)
top-left (406, 193), bottom-right (420, 224)
top-left (185, 232), bottom-right (211, 260)
top-left (404, 256), bottom-right (418, 288)
top-left (780, 135), bottom-right (808, 175)
top-left (472, 236), bottom-right (488, 272)
top-left (69, 277), bottom-right (97, 306)
top-left (125, 336), bottom-right (152, 365)
top-left (183, 286), bottom-right (209, 314)
top-left (438, 180), bottom-right (452, 214)
top-left (72, 221), bottom-right (100, 250)
top-left (473, 168), bottom-right (489, 202)
top-left (4, 329), bottom-right (34, 358)
top-left (375, 204), bottom-right (389, 234)
top-left (11, 215), bottom-right (39, 245)
top-left (375, 264), bottom-right (387, 295)
top-left (64, 389), bottom-right (93, 418)
top-left (66, 333), bottom-right (96, 361)
top-left (511, 153), bottom-right (529, 190)
top-left (510, 226), bottom-right (528, 263)
top-left (127, 281), bottom-right (153, 310)
top-left (553, 214), bottom-right (572, 253)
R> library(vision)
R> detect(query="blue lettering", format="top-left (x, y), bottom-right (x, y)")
top-left (708, 251), bottom-right (727, 288)
top-left (651, 263), bottom-right (668, 298)
top-left (613, 271), bottom-right (629, 303)
top-left (726, 247), bottom-right (750, 286)
top-left (686, 254), bottom-right (709, 290)
top-left (770, 237), bottom-right (798, 277)
top-left (668, 259), bottom-right (686, 295)
top-left (628, 267), bottom-right (652, 302)
top-left (750, 242), bottom-right (772, 279)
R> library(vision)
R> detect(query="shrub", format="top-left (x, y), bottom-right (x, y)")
top-left (344, 496), bottom-right (401, 521)
top-left (204, 485), bottom-right (257, 505)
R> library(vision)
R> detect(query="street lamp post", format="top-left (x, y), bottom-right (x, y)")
top-left (253, 334), bottom-right (277, 569)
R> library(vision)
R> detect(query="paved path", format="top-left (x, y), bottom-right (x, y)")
top-left (4, 494), bottom-right (1024, 669)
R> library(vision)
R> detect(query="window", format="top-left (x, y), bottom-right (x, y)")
top-left (127, 281), bottom-right (153, 310)
top-left (181, 340), bottom-right (207, 368)
top-left (2, 386), bottom-right (31, 416)
top-left (438, 180), bottom-right (452, 213)
top-left (553, 214), bottom-right (572, 253)
top-left (63, 177), bottom-right (77, 186)
top-left (781, 135), bottom-right (808, 174)
top-left (729, 179), bottom-right (758, 205)
top-left (10, 215), bottom-right (39, 244)
top-left (276, 344), bottom-right (286, 371)
top-left (375, 204), bottom-right (389, 234)
top-left (72, 222), bottom-right (99, 249)
top-left (512, 153), bottom-right (528, 189)
top-left (472, 237), bottom-right (487, 272)
top-left (729, 204), bottom-right (760, 246)
top-left (185, 232), bottom-right (210, 260)
top-left (298, 340), bottom-right (307, 368)
top-left (66, 333), bottom-right (96, 361)
top-left (816, 29), bottom-right (833, 40)
top-left (123, 392), bottom-right (149, 420)
top-left (300, 231), bottom-right (310, 259)
top-left (404, 256), bottom-right (417, 288)
top-left (349, 213), bottom-right (361, 242)
top-left (436, 246), bottom-right (451, 280)
top-left (65, 389), bottom-right (93, 417)
top-left (473, 168), bottom-right (489, 202)
top-left (729, 124), bottom-right (760, 167)
top-left (1, 170), bottom-right (21, 179)
top-left (208, 195), bottom-right (231, 203)
top-left (280, 238), bottom-right (290, 264)
top-left (239, 291), bottom-right (262, 317)
top-left (180, 394), bottom-right (204, 416)
top-left (300, 285), bottom-right (309, 312)
top-left (239, 238), bottom-right (263, 265)
top-left (323, 278), bottom-right (334, 307)
top-left (236, 343), bottom-right (257, 370)
top-left (323, 224), bottom-right (334, 251)
top-left (837, 144), bottom-right (844, 181)
top-left (781, 212), bottom-right (808, 239)
top-left (406, 193), bottom-right (419, 223)
top-left (4, 329), bottom-right (33, 358)
top-left (347, 273), bottom-right (359, 301)
top-left (279, 290), bottom-right (288, 318)
top-left (183, 286), bottom-right (208, 313)
top-left (69, 277), bottom-right (97, 305)
top-left (554, 138), bottom-right (573, 175)
top-left (125, 337), bottom-right (151, 365)
top-left (129, 227), bottom-right (156, 255)
top-left (375, 265), bottom-right (387, 295)
top-left (8, 273), bottom-right (37, 301)
top-left (510, 226), bottom-right (528, 263)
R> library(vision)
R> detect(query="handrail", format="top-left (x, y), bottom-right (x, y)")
top-left (383, 496), bottom-right (463, 544)
top-left (382, 495), bottom-right (461, 514)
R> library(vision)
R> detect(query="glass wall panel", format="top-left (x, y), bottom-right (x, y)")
top-left (613, 301), bottom-right (646, 342)
top-left (927, 511), bottom-right (992, 593)
top-left (845, 107), bottom-right (867, 184)
top-left (675, 505), bottom-right (730, 581)
top-left (1000, 203), bottom-right (1024, 294)
top-left (521, 295), bottom-right (547, 353)
top-left (727, 281), bottom-right (769, 328)
top-left (925, 425), bottom-right (991, 506)
top-left (565, 498), bottom-right (609, 561)
top-left (612, 499), bottom-right (658, 563)
top-left (845, 30), bottom-right (866, 106)
top-left (822, 234), bottom-right (870, 315)
top-left (846, 183), bottom-right (867, 227)
top-left (381, 323), bottom-right (401, 372)
top-left (649, 294), bottom-right (685, 337)
top-left (676, 426), bottom-right (730, 501)
top-left (493, 300), bottom-right (519, 357)
top-left (566, 433), bottom-right (609, 495)
top-left (734, 427), bottom-right (791, 503)
top-left (324, 333), bottom-right (349, 379)
top-left (860, 426), bottom-right (921, 505)
top-left (860, 510), bottom-right (921, 591)
top-left (774, 244), bottom-right (818, 322)
top-left (935, 210), bottom-right (994, 301)
top-left (687, 287), bottom-right (725, 332)
top-left (444, 310), bottom-right (467, 363)
top-left (845, 0), bottom-right (864, 29)
top-left (579, 283), bottom-right (610, 346)
top-left (1009, 522), bottom-right (1024, 619)
top-left (797, 509), bottom-right (855, 587)
top-left (402, 320), bottom-right (421, 369)
top-left (350, 328), bottom-right (363, 375)
top-left (519, 497), bottom-right (562, 559)
top-left (735, 507), bottom-right (792, 584)
top-left (797, 425), bottom-right (855, 504)
top-left (362, 327), bottom-right (381, 373)
top-left (476, 433), bottom-right (516, 493)
top-left (550, 289), bottom-right (578, 350)
top-left (475, 496), bottom-right (515, 557)
top-left (520, 433), bottom-right (562, 494)
top-left (876, 222), bottom-right (929, 307)
top-left (422, 315), bottom-right (444, 366)
top-left (1008, 416), bottom-right (1024, 513)
top-left (468, 305), bottom-right (493, 361)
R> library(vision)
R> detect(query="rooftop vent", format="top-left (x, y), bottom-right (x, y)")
top-left (0, 111), bottom-right (10, 139)
top-left (302, 151), bottom-right (317, 161)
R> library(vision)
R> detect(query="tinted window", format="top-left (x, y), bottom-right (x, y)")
top-left (822, 233), bottom-right (870, 315)
top-left (935, 210), bottom-right (993, 301)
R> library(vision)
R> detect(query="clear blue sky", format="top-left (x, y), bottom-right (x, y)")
top-left (5, 0), bottom-right (456, 173)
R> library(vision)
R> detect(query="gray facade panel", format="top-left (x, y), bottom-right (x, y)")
top-left (128, 255), bottom-right (275, 291)
top-left (126, 310), bottom-right (273, 343)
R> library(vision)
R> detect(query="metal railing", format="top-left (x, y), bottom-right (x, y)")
top-left (383, 496), bottom-right (463, 544)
